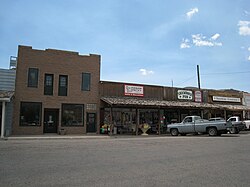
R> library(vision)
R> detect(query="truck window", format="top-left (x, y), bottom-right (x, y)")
top-left (184, 117), bottom-right (192, 123)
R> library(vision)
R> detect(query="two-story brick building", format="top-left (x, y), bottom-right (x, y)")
top-left (12, 46), bottom-right (100, 135)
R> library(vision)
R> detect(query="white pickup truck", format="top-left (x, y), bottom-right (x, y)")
top-left (167, 116), bottom-right (232, 136)
top-left (227, 116), bottom-right (249, 131)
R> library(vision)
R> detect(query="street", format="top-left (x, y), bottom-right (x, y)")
top-left (1, 133), bottom-right (250, 187)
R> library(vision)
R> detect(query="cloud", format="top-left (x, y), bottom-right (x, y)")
top-left (248, 47), bottom-right (250, 51)
top-left (180, 39), bottom-right (191, 49)
top-left (139, 69), bottom-right (154, 76)
top-left (180, 34), bottom-right (222, 49)
top-left (211, 33), bottom-right (220, 40)
top-left (186, 8), bottom-right (199, 20)
top-left (244, 11), bottom-right (250, 16)
top-left (238, 20), bottom-right (250, 36)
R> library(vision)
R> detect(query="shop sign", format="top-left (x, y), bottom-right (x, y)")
top-left (124, 84), bottom-right (144, 97)
top-left (195, 91), bottom-right (202, 102)
top-left (213, 96), bottom-right (241, 103)
top-left (177, 90), bottom-right (193, 100)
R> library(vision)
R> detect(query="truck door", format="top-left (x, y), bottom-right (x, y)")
top-left (180, 117), bottom-right (195, 133)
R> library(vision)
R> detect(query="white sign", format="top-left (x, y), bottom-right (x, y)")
top-left (124, 85), bottom-right (144, 97)
top-left (178, 90), bottom-right (193, 100)
top-left (213, 96), bottom-right (241, 103)
top-left (195, 91), bottom-right (202, 102)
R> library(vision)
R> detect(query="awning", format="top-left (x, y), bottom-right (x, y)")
top-left (101, 97), bottom-right (250, 111)
top-left (0, 91), bottom-right (14, 102)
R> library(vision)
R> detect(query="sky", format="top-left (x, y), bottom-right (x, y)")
top-left (0, 0), bottom-right (250, 92)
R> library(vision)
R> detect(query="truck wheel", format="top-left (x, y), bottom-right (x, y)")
top-left (170, 129), bottom-right (179, 136)
top-left (229, 127), bottom-right (239, 134)
top-left (208, 127), bottom-right (217, 136)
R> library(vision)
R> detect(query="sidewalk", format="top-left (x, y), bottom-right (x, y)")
top-left (4, 133), bottom-right (170, 140)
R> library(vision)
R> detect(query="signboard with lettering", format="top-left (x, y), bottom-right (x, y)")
top-left (177, 90), bottom-right (193, 100)
top-left (124, 85), bottom-right (144, 97)
top-left (213, 96), bottom-right (241, 103)
top-left (195, 90), bottom-right (202, 102)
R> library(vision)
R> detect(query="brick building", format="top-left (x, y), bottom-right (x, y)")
top-left (12, 46), bottom-right (100, 135)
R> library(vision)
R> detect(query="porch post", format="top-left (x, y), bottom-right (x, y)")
top-left (224, 110), bottom-right (227, 120)
top-left (109, 106), bottom-right (113, 135)
top-left (136, 108), bottom-right (139, 136)
top-left (1, 102), bottom-right (6, 139)
top-left (158, 109), bottom-right (161, 135)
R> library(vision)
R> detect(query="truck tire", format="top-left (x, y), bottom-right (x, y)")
top-left (170, 129), bottom-right (179, 136)
top-left (229, 127), bottom-right (239, 134)
top-left (208, 127), bottom-right (217, 136)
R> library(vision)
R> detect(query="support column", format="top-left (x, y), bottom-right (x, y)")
top-left (224, 110), bottom-right (227, 120)
top-left (136, 108), bottom-right (139, 136)
top-left (109, 106), bottom-right (113, 135)
top-left (1, 102), bottom-right (6, 139)
top-left (158, 109), bottom-right (161, 135)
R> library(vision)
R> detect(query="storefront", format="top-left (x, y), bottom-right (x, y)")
top-left (100, 82), bottom-right (250, 135)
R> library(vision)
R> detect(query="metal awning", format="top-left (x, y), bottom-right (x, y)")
top-left (101, 97), bottom-right (250, 111)
top-left (0, 91), bottom-right (14, 102)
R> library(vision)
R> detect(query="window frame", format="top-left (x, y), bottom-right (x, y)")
top-left (58, 75), bottom-right (68, 96)
top-left (44, 73), bottom-right (54, 95)
top-left (61, 103), bottom-right (84, 127)
top-left (19, 102), bottom-right (42, 126)
top-left (82, 73), bottom-right (91, 91)
top-left (28, 68), bottom-right (39, 88)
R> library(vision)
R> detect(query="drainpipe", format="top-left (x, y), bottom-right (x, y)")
top-left (1, 102), bottom-right (6, 139)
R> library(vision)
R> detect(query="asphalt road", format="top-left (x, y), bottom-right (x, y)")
top-left (1, 133), bottom-right (250, 187)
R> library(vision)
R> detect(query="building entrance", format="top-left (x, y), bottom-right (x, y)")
top-left (44, 109), bottom-right (59, 133)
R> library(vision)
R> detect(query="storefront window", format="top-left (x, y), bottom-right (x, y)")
top-left (20, 102), bottom-right (41, 126)
top-left (61, 104), bottom-right (84, 126)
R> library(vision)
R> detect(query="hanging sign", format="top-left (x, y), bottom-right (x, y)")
top-left (195, 91), bottom-right (202, 102)
top-left (178, 90), bottom-right (193, 100)
top-left (213, 96), bottom-right (241, 103)
top-left (124, 85), bottom-right (144, 97)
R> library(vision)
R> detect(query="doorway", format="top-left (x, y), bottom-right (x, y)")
top-left (87, 113), bottom-right (96, 133)
top-left (44, 109), bottom-right (59, 133)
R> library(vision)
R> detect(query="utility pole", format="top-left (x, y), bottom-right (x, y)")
top-left (197, 65), bottom-right (201, 89)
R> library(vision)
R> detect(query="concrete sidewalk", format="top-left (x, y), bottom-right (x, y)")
top-left (3, 133), bottom-right (170, 140)
top-left (4, 134), bottom-right (110, 140)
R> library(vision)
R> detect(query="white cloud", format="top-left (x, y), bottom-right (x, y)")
top-left (180, 39), bottom-right (191, 49)
top-left (248, 56), bottom-right (250, 61)
top-left (139, 69), bottom-right (154, 76)
top-left (192, 34), bottom-right (222, 47)
top-left (186, 8), bottom-right (199, 20)
top-left (180, 34), bottom-right (222, 48)
top-left (248, 47), bottom-right (250, 51)
top-left (211, 33), bottom-right (220, 40)
top-left (238, 20), bottom-right (250, 36)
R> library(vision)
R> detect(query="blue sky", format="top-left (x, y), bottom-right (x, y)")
top-left (1, 0), bottom-right (250, 92)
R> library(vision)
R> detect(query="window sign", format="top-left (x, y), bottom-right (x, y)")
top-left (124, 85), bottom-right (144, 97)
top-left (178, 90), bottom-right (193, 100)
top-left (195, 91), bottom-right (202, 102)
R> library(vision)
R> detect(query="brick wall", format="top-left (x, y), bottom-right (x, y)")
top-left (13, 46), bottom-right (101, 135)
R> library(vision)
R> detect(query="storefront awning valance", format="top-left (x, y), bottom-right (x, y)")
top-left (0, 91), bottom-right (14, 102)
top-left (101, 97), bottom-right (250, 111)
